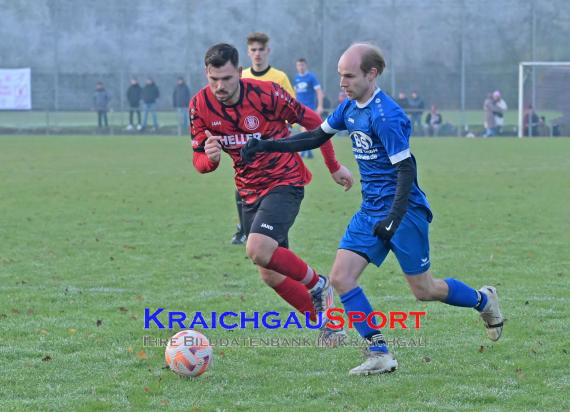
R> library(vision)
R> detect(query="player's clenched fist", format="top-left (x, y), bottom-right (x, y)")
top-left (204, 130), bottom-right (223, 163)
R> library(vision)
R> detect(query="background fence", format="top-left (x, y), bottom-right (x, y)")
top-left (1, 0), bottom-right (569, 133)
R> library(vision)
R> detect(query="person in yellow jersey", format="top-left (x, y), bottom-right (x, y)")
top-left (242, 32), bottom-right (296, 97)
top-left (230, 32), bottom-right (296, 245)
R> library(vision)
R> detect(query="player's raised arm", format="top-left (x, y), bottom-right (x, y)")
top-left (243, 127), bottom-right (333, 159)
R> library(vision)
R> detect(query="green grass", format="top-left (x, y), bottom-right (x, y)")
top-left (0, 111), bottom-right (180, 129)
top-left (1, 136), bottom-right (569, 411)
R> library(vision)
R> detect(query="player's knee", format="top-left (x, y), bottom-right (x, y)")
top-left (245, 241), bottom-right (272, 267)
top-left (330, 272), bottom-right (355, 295)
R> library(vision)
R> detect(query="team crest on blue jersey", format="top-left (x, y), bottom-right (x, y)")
top-left (350, 131), bottom-right (373, 150)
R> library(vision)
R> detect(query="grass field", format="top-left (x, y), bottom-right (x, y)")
top-left (1, 135), bottom-right (569, 411)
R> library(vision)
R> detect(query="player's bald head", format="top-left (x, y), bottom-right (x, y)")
top-left (340, 43), bottom-right (385, 77)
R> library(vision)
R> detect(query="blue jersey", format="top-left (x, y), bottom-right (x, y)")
top-left (322, 89), bottom-right (432, 219)
top-left (293, 72), bottom-right (320, 110)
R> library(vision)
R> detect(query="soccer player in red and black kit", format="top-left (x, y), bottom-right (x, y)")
top-left (191, 43), bottom-right (353, 339)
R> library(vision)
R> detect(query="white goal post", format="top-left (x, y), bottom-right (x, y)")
top-left (518, 61), bottom-right (570, 138)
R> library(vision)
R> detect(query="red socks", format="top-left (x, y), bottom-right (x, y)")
top-left (266, 246), bottom-right (320, 289)
top-left (272, 277), bottom-right (317, 322)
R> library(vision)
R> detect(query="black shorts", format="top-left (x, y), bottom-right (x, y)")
top-left (242, 186), bottom-right (304, 248)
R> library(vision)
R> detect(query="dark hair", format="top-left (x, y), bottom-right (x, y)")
top-left (359, 44), bottom-right (386, 76)
top-left (204, 43), bottom-right (239, 68)
top-left (247, 32), bottom-right (269, 46)
top-left (297, 58), bottom-right (307, 63)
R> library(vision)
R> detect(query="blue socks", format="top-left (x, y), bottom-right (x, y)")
top-left (340, 287), bottom-right (388, 353)
top-left (339, 280), bottom-right (486, 353)
top-left (443, 278), bottom-right (487, 311)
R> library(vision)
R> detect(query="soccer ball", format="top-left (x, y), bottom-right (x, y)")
top-left (165, 330), bottom-right (212, 378)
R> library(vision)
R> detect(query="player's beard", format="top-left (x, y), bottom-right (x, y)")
top-left (216, 84), bottom-right (240, 104)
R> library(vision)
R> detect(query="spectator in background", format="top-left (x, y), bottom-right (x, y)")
top-left (408, 91), bottom-right (425, 135)
top-left (173, 76), bottom-right (191, 136)
top-left (141, 77), bottom-right (160, 132)
top-left (293, 58), bottom-right (324, 159)
top-left (93, 81), bottom-right (110, 129)
top-left (126, 78), bottom-right (142, 131)
top-left (423, 104), bottom-right (443, 137)
top-left (492, 90), bottom-right (508, 135)
top-left (523, 104), bottom-right (540, 137)
top-left (483, 93), bottom-right (497, 137)
top-left (537, 116), bottom-right (550, 137)
top-left (396, 91), bottom-right (409, 112)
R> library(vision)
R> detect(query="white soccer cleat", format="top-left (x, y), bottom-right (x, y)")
top-left (478, 286), bottom-right (504, 341)
top-left (349, 349), bottom-right (398, 376)
top-left (310, 275), bottom-right (334, 313)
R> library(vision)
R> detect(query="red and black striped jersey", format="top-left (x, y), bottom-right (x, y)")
top-left (191, 78), bottom-right (339, 204)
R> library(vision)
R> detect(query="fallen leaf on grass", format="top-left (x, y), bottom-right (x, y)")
top-left (137, 350), bottom-right (148, 360)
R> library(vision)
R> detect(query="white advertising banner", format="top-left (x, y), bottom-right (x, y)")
top-left (0, 68), bottom-right (32, 110)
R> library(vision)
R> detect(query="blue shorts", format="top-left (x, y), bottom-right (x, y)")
top-left (339, 207), bottom-right (431, 275)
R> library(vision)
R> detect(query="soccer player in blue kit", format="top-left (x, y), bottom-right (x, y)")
top-left (241, 43), bottom-right (504, 375)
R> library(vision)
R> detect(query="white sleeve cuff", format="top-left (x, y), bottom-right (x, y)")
top-left (321, 120), bottom-right (340, 134)
top-left (389, 148), bottom-right (411, 164)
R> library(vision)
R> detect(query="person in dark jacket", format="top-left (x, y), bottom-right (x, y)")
top-left (93, 82), bottom-right (110, 128)
top-left (172, 76), bottom-right (190, 135)
top-left (408, 91), bottom-right (425, 135)
top-left (141, 77), bottom-right (160, 131)
top-left (126, 78), bottom-right (142, 130)
top-left (423, 104), bottom-right (443, 136)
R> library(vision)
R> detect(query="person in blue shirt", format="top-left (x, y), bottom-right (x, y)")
top-left (293, 58), bottom-right (324, 159)
top-left (241, 43), bottom-right (504, 376)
